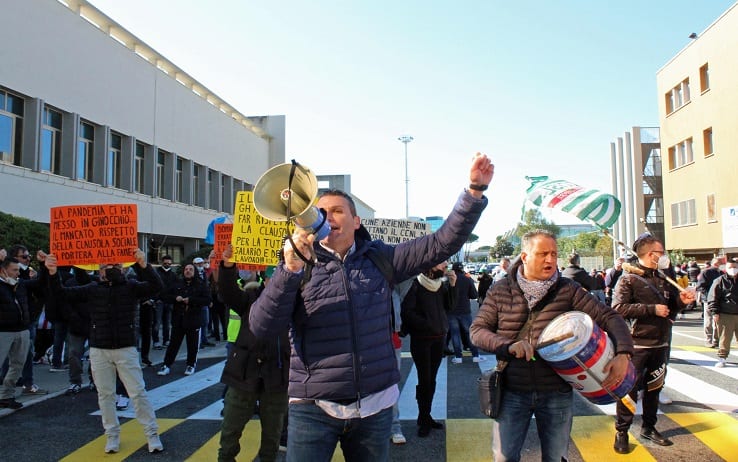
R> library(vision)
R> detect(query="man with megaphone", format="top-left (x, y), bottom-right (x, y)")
top-left (247, 153), bottom-right (493, 461)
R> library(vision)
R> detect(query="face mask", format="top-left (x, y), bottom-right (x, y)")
top-left (727, 268), bottom-right (738, 277)
top-left (105, 267), bottom-right (124, 282)
top-left (657, 254), bottom-right (671, 270)
top-left (18, 263), bottom-right (28, 271)
top-left (1, 274), bottom-right (18, 286)
top-left (431, 269), bottom-right (445, 279)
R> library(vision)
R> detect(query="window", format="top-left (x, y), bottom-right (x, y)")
top-left (41, 107), bottom-right (62, 174)
top-left (0, 89), bottom-right (24, 165)
top-left (107, 133), bottom-right (122, 188)
top-left (77, 121), bottom-right (94, 181)
top-left (134, 142), bottom-right (145, 193)
top-left (193, 163), bottom-right (200, 206)
top-left (668, 138), bottom-right (693, 170)
top-left (175, 157), bottom-right (183, 202)
top-left (670, 199), bottom-right (696, 227)
top-left (665, 78), bottom-right (690, 114)
top-left (703, 127), bottom-right (713, 157)
top-left (700, 63), bottom-right (710, 93)
top-left (157, 151), bottom-right (165, 197)
top-left (706, 194), bottom-right (716, 223)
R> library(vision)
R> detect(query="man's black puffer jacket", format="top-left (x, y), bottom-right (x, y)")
top-left (52, 265), bottom-right (163, 349)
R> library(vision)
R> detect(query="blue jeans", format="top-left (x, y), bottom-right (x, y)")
top-left (492, 389), bottom-right (573, 462)
top-left (287, 403), bottom-right (392, 462)
top-left (200, 306), bottom-right (210, 344)
top-left (448, 313), bottom-right (479, 358)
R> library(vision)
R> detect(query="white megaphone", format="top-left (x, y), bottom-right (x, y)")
top-left (253, 162), bottom-right (331, 241)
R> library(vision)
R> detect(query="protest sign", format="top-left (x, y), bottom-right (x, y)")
top-left (361, 218), bottom-right (432, 244)
top-left (231, 191), bottom-right (285, 266)
top-left (211, 223), bottom-right (265, 271)
top-left (50, 203), bottom-right (138, 266)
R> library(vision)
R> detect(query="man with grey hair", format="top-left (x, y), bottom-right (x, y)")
top-left (471, 229), bottom-right (633, 461)
top-left (706, 260), bottom-right (738, 367)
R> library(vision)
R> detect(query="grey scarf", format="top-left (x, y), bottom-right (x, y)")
top-left (517, 267), bottom-right (558, 309)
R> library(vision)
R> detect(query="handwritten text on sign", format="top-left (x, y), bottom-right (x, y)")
top-left (361, 218), bottom-right (431, 244)
top-left (231, 191), bottom-right (285, 266)
top-left (212, 223), bottom-right (265, 271)
top-left (50, 203), bottom-right (138, 266)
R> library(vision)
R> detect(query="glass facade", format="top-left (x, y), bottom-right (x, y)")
top-left (77, 121), bottom-right (94, 181)
top-left (41, 107), bottom-right (62, 174)
top-left (0, 90), bottom-right (24, 165)
top-left (107, 133), bottom-right (122, 188)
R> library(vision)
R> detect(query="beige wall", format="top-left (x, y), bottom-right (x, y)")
top-left (657, 3), bottom-right (738, 257)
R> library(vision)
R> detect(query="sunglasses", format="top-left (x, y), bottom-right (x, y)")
top-left (18, 254), bottom-right (30, 259)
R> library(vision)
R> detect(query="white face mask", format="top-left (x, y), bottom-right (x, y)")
top-left (727, 267), bottom-right (738, 277)
top-left (657, 254), bottom-right (671, 270)
top-left (0, 273), bottom-right (18, 286)
top-left (18, 263), bottom-right (28, 271)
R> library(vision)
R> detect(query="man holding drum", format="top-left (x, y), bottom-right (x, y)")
top-left (611, 234), bottom-right (695, 453)
top-left (471, 229), bottom-right (633, 462)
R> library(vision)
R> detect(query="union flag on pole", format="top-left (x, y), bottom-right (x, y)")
top-left (524, 176), bottom-right (621, 229)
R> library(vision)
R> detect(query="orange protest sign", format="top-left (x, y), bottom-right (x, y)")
top-left (211, 223), bottom-right (265, 272)
top-left (50, 203), bottom-right (138, 266)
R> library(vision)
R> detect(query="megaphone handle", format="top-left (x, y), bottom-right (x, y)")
top-left (286, 234), bottom-right (315, 265)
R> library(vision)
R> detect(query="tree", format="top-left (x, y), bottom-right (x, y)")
top-left (463, 233), bottom-right (479, 261)
top-left (490, 235), bottom-right (514, 260)
top-left (0, 211), bottom-right (50, 265)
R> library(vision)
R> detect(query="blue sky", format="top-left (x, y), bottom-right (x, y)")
top-left (88, 0), bottom-right (736, 248)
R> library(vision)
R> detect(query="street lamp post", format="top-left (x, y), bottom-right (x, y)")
top-left (397, 135), bottom-right (413, 218)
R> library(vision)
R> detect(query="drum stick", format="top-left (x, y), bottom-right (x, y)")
top-left (571, 355), bottom-right (636, 414)
top-left (536, 332), bottom-right (575, 350)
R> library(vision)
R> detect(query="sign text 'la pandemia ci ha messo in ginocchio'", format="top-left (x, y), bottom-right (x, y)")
top-left (50, 203), bottom-right (138, 266)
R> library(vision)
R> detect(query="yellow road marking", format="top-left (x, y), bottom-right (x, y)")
top-left (186, 419), bottom-right (346, 461)
top-left (60, 418), bottom-right (181, 461)
top-left (668, 412), bottom-right (738, 462)
top-left (571, 415), bottom-right (656, 461)
top-left (446, 419), bottom-right (494, 462)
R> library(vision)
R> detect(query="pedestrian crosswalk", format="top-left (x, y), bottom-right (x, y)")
top-left (46, 344), bottom-right (738, 461)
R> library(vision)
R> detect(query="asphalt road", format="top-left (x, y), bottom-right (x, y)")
top-left (1, 306), bottom-right (736, 462)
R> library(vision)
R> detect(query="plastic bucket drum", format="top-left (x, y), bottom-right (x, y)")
top-left (536, 311), bottom-right (635, 405)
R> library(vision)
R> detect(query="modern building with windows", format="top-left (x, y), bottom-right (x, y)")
top-left (656, 2), bottom-right (738, 260)
top-left (1, 0), bottom-right (285, 262)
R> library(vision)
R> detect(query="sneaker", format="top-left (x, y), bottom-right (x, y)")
top-left (473, 356), bottom-right (486, 363)
top-left (88, 381), bottom-right (97, 392)
top-left (0, 398), bottom-right (23, 409)
top-left (163, 341), bottom-right (170, 347)
top-left (451, 357), bottom-right (462, 364)
top-left (391, 432), bottom-right (407, 445)
top-left (105, 434), bottom-right (120, 453)
top-left (147, 433), bottom-right (164, 453)
top-left (659, 393), bottom-right (672, 405)
top-left (716, 358), bottom-right (726, 368)
top-left (184, 366), bottom-right (195, 376)
top-left (153, 342), bottom-right (163, 350)
top-left (22, 384), bottom-right (48, 395)
top-left (65, 383), bottom-right (82, 396)
top-left (141, 358), bottom-right (152, 367)
top-left (49, 365), bottom-right (69, 372)
top-left (157, 365), bottom-right (170, 376)
top-left (116, 396), bottom-right (129, 411)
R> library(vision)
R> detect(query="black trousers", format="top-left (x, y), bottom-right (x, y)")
top-left (615, 346), bottom-right (669, 431)
top-left (163, 315), bottom-right (200, 368)
top-left (410, 335), bottom-right (445, 422)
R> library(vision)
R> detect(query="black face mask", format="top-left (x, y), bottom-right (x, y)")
top-left (431, 269), bottom-right (445, 279)
top-left (105, 267), bottom-right (124, 283)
